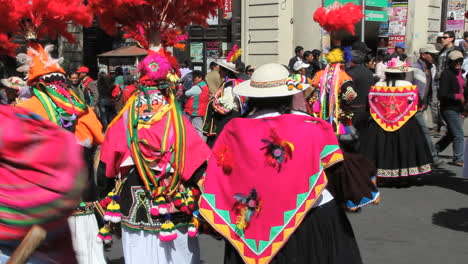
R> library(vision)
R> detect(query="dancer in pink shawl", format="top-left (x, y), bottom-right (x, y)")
top-left (200, 63), bottom-right (365, 264)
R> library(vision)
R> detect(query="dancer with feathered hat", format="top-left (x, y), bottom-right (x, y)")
top-left (89, 0), bottom-right (222, 262)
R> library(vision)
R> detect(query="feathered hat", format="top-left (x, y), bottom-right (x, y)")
top-left (0, 0), bottom-right (93, 83)
top-left (313, 2), bottom-right (364, 36)
top-left (89, 0), bottom-right (223, 83)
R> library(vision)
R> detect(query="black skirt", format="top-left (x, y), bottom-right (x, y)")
top-left (224, 200), bottom-right (363, 264)
top-left (360, 117), bottom-right (432, 178)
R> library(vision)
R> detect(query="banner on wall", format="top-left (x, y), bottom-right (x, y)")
top-left (446, 0), bottom-right (465, 38)
top-left (386, 0), bottom-right (408, 52)
top-left (223, 0), bottom-right (232, 20)
top-left (190, 42), bottom-right (204, 63)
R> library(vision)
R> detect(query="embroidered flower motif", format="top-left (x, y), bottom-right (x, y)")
top-left (233, 189), bottom-right (262, 232)
top-left (215, 144), bottom-right (233, 174)
top-left (260, 129), bottom-right (295, 171)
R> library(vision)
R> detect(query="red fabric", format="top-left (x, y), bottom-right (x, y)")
top-left (112, 84), bottom-right (138, 104)
top-left (81, 76), bottom-right (94, 89)
top-left (184, 80), bottom-right (210, 117)
top-left (369, 85), bottom-right (419, 131)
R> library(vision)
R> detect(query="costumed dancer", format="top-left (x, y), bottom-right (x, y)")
top-left (203, 46), bottom-right (245, 147)
top-left (310, 2), bottom-right (380, 210)
top-left (88, 0), bottom-right (221, 263)
top-left (0, 1), bottom-right (106, 263)
top-left (361, 58), bottom-right (433, 185)
top-left (0, 105), bottom-right (85, 263)
top-left (98, 48), bottom-right (211, 264)
top-left (200, 63), bottom-right (364, 264)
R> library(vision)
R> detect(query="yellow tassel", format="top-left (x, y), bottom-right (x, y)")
top-left (326, 49), bottom-right (344, 64)
top-left (192, 217), bottom-right (200, 229)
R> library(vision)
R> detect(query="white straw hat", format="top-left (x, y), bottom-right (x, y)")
top-left (233, 63), bottom-right (310, 98)
top-left (216, 59), bottom-right (239, 73)
top-left (1, 77), bottom-right (27, 90)
top-left (384, 57), bottom-right (414, 73)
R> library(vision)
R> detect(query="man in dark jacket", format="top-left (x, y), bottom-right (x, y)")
top-left (412, 45), bottom-right (443, 167)
top-left (436, 50), bottom-right (467, 166)
top-left (347, 50), bottom-right (374, 132)
top-left (288, 46), bottom-right (304, 72)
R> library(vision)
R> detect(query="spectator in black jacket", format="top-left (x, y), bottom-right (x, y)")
top-left (435, 50), bottom-right (468, 166)
top-left (347, 49), bottom-right (374, 136)
top-left (288, 46), bottom-right (304, 72)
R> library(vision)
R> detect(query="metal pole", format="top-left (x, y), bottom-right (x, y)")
top-left (361, 0), bottom-right (365, 42)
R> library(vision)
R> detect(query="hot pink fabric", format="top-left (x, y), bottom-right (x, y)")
top-left (100, 110), bottom-right (210, 181)
top-left (455, 70), bottom-right (464, 100)
top-left (0, 106), bottom-right (83, 208)
top-left (200, 114), bottom-right (343, 262)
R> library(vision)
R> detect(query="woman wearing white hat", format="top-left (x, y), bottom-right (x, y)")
top-left (199, 63), bottom-right (365, 264)
top-left (361, 58), bottom-right (433, 186)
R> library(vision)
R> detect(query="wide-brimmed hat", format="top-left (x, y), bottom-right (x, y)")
top-left (352, 41), bottom-right (372, 53)
top-left (234, 63), bottom-right (310, 98)
top-left (419, 44), bottom-right (439, 54)
top-left (384, 57), bottom-right (413, 73)
top-left (448, 50), bottom-right (464, 60)
top-left (216, 59), bottom-right (239, 73)
top-left (1, 77), bottom-right (27, 90)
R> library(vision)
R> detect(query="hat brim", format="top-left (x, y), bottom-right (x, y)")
top-left (384, 67), bottom-right (414, 73)
top-left (0, 79), bottom-right (23, 90)
top-left (216, 61), bottom-right (239, 73)
top-left (233, 80), bottom-right (311, 98)
top-left (421, 49), bottom-right (439, 54)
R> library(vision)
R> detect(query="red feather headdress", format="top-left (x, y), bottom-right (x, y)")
top-left (88, 0), bottom-right (223, 49)
top-left (313, 2), bottom-right (363, 35)
top-left (0, 0), bottom-right (93, 56)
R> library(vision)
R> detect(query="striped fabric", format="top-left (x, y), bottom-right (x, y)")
top-left (0, 105), bottom-right (85, 240)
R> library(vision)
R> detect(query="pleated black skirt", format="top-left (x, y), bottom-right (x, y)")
top-left (360, 117), bottom-right (432, 178)
top-left (224, 200), bottom-right (363, 264)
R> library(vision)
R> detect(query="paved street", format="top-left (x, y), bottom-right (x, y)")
top-left (108, 121), bottom-right (468, 264)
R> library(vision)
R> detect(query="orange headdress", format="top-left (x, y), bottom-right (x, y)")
top-left (16, 43), bottom-right (65, 85)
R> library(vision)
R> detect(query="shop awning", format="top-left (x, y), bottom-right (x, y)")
top-left (98, 46), bottom-right (148, 57)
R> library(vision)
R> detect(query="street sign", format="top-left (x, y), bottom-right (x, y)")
top-left (366, 0), bottom-right (388, 8)
top-left (365, 10), bottom-right (388, 22)
top-left (324, 0), bottom-right (360, 7)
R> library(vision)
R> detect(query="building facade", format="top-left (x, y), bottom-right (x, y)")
top-left (241, 0), bottom-right (465, 67)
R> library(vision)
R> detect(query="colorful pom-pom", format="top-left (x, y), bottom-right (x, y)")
top-left (96, 226), bottom-right (112, 244)
top-left (188, 223), bottom-right (198, 237)
top-left (159, 221), bottom-right (177, 242)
